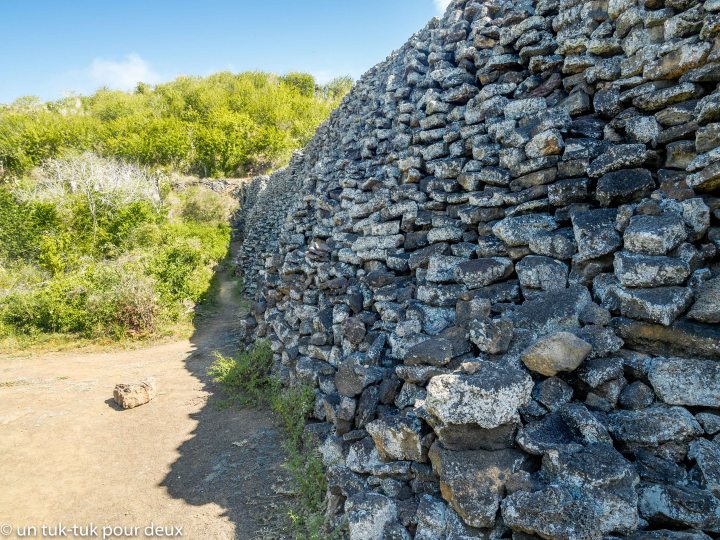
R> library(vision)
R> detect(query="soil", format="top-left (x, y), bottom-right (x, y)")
top-left (0, 259), bottom-right (289, 540)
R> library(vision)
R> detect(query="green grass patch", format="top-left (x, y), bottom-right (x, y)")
top-left (209, 340), bottom-right (333, 539)
top-left (208, 339), bottom-right (275, 407)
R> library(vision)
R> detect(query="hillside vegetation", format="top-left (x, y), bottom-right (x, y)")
top-left (0, 153), bottom-right (237, 345)
top-left (0, 71), bottom-right (351, 179)
top-left (0, 71), bottom-right (350, 347)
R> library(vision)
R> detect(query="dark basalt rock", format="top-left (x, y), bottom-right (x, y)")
top-left (596, 169), bottom-right (655, 207)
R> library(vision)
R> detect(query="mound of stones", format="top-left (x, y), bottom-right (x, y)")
top-left (238, 0), bottom-right (720, 537)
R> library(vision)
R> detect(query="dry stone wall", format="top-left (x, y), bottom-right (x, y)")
top-left (239, 0), bottom-right (720, 537)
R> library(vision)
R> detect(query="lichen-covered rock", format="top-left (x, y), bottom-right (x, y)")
top-left (608, 406), bottom-right (703, 449)
top-left (516, 255), bottom-right (569, 291)
top-left (687, 277), bottom-right (720, 323)
top-left (623, 214), bottom-right (688, 256)
top-left (502, 484), bottom-right (638, 539)
top-left (468, 316), bottom-right (514, 354)
top-left (346, 492), bottom-right (402, 540)
top-left (572, 209), bottom-right (622, 260)
top-left (614, 252), bottom-right (691, 288)
top-left (596, 169), bottom-right (655, 207)
top-left (689, 439), bottom-right (720, 497)
top-left (648, 357), bottom-right (720, 408)
top-left (425, 363), bottom-right (533, 429)
top-left (366, 414), bottom-right (430, 463)
top-left (453, 257), bottom-right (514, 288)
top-left (638, 483), bottom-right (720, 533)
top-left (613, 285), bottom-right (694, 326)
top-left (492, 214), bottom-right (558, 247)
top-left (404, 338), bottom-right (454, 367)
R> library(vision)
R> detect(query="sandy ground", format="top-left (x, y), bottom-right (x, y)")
top-left (0, 267), bottom-right (288, 540)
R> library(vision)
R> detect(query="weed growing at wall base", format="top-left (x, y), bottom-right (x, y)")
top-left (209, 341), bottom-right (334, 539)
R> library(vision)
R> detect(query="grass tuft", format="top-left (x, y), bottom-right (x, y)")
top-left (208, 341), bottom-right (333, 539)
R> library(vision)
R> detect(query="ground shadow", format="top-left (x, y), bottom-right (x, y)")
top-left (104, 397), bottom-right (123, 411)
top-left (160, 243), bottom-right (290, 539)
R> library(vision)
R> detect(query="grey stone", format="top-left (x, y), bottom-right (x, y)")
top-left (588, 144), bottom-right (648, 177)
top-left (336, 358), bottom-right (385, 397)
top-left (611, 317), bottom-right (720, 361)
top-left (689, 439), bottom-right (720, 497)
top-left (648, 357), bottom-right (720, 408)
top-left (425, 363), bottom-right (533, 429)
top-left (427, 255), bottom-right (465, 283)
top-left (697, 412), bottom-right (720, 436)
top-left (618, 381), bottom-right (655, 410)
top-left (638, 483), bottom-right (720, 532)
top-left (453, 257), bottom-right (514, 288)
top-left (614, 251), bottom-right (691, 287)
top-left (533, 377), bottom-right (574, 412)
top-left (515, 255), bottom-right (569, 291)
top-left (404, 338), bottom-right (454, 367)
top-left (516, 412), bottom-right (583, 455)
top-left (346, 492), bottom-right (401, 540)
top-left (572, 209), bottom-right (622, 260)
top-left (624, 214), bottom-right (687, 255)
top-left (596, 169), bottom-right (655, 207)
top-left (502, 484), bottom-right (638, 539)
top-left (614, 285), bottom-right (693, 326)
top-left (468, 317), bottom-right (514, 354)
top-left (366, 414), bottom-right (430, 462)
top-left (528, 231), bottom-right (577, 260)
top-left (560, 402), bottom-right (613, 445)
top-left (687, 277), bottom-right (720, 324)
top-left (608, 406), bottom-right (703, 448)
top-left (492, 214), bottom-right (558, 247)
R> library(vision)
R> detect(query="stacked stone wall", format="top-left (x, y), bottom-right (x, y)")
top-left (238, 0), bottom-right (720, 536)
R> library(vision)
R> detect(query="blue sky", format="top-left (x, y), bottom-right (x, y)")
top-left (0, 1), bottom-right (451, 104)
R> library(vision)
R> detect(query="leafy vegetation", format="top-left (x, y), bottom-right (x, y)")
top-left (208, 340), bottom-right (275, 407)
top-left (209, 341), bottom-right (331, 539)
top-left (0, 71), bottom-right (352, 179)
top-left (0, 153), bottom-right (236, 343)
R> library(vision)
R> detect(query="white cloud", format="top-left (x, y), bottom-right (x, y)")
top-left (433, 0), bottom-right (452, 13)
top-left (89, 54), bottom-right (160, 91)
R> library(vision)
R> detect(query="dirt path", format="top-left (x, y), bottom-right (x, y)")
top-left (0, 263), bottom-right (288, 540)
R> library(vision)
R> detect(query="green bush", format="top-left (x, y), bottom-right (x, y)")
top-left (0, 260), bottom-right (159, 338)
top-left (0, 71), bottom-right (352, 179)
top-left (180, 185), bottom-right (238, 225)
top-left (0, 156), bottom-right (236, 341)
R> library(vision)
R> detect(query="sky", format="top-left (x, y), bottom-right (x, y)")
top-left (0, 0), bottom-right (452, 104)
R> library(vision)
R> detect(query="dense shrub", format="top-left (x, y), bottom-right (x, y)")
top-left (0, 71), bottom-right (352, 179)
top-left (0, 154), bottom-right (235, 340)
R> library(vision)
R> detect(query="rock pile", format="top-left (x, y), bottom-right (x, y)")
top-left (239, 0), bottom-right (720, 537)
